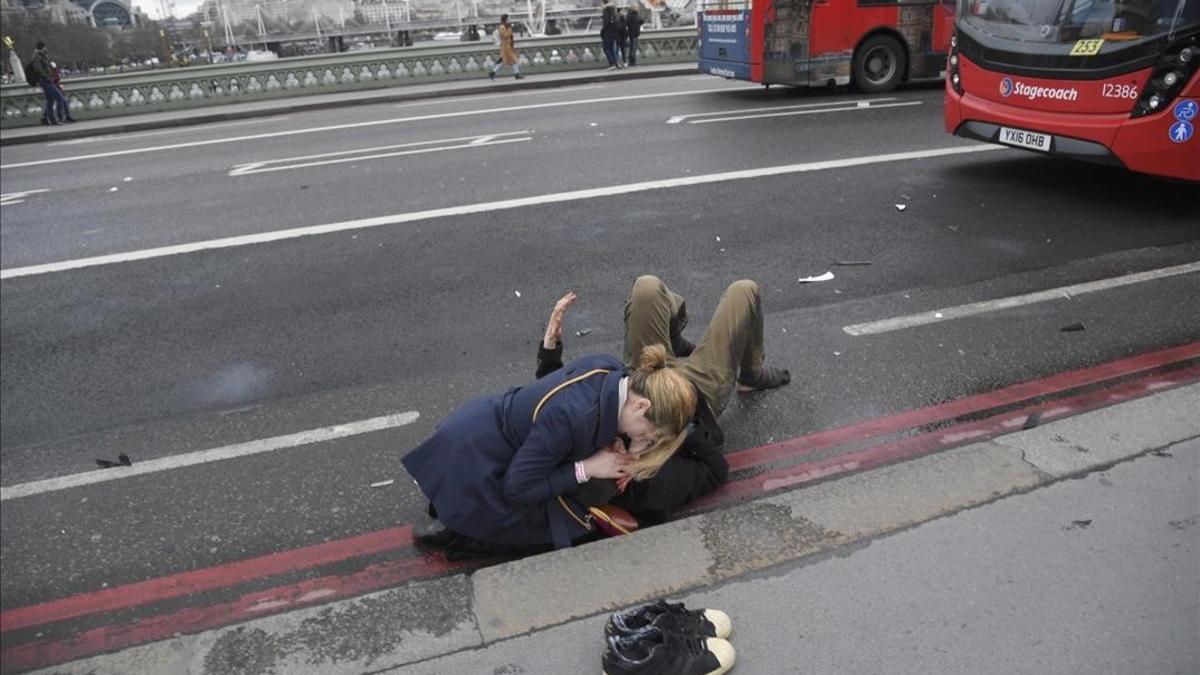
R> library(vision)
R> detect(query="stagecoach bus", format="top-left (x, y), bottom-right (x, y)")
top-left (945, 0), bottom-right (1200, 180)
top-left (698, 0), bottom-right (956, 92)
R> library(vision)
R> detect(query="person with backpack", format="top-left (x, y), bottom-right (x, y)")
top-left (626, 6), bottom-right (645, 66)
top-left (27, 42), bottom-right (73, 125)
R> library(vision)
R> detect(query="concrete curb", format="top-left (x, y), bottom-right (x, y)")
top-left (0, 67), bottom-right (696, 148)
top-left (28, 383), bottom-right (1200, 675)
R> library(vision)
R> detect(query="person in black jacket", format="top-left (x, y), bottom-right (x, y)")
top-left (625, 7), bottom-right (645, 66)
top-left (600, 1), bottom-right (619, 69)
top-left (614, 8), bottom-right (630, 67)
top-left (535, 279), bottom-right (790, 524)
top-left (29, 42), bottom-right (72, 126)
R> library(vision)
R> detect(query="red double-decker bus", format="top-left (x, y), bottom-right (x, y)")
top-left (698, 0), bottom-right (956, 92)
top-left (945, 0), bottom-right (1200, 181)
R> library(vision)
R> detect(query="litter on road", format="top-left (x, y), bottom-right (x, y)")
top-left (1060, 323), bottom-right (1086, 332)
top-left (895, 204), bottom-right (907, 211)
top-left (370, 479), bottom-right (395, 488)
top-left (798, 271), bottom-right (835, 283)
top-left (575, 328), bottom-right (593, 336)
top-left (835, 260), bottom-right (871, 266)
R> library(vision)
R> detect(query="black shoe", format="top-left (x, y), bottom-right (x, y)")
top-left (489, 71), bottom-right (496, 80)
top-left (606, 599), bottom-right (731, 640)
top-left (602, 625), bottom-right (735, 675)
top-left (514, 74), bottom-right (524, 79)
top-left (737, 365), bottom-right (791, 392)
top-left (63, 117), bottom-right (76, 123)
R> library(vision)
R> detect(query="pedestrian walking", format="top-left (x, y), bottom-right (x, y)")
top-left (489, 14), bottom-right (524, 80)
top-left (403, 344), bottom-right (697, 558)
top-left (48, 61), bottom-right (69, 123)
top-left (27, 42), bottom-right (72, 125)
top-left (600, 1), bottom-right (620, 69)
top-left (626, 6), bottom-right (645, 66)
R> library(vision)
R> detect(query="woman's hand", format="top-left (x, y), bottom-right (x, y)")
top-left (581, 442), bottom-right (630, 480)
top-left (543, 291), bottom-right (576, 349)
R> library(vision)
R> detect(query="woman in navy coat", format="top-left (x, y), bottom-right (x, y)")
top-left (402, 344), bottom-right (696, 551)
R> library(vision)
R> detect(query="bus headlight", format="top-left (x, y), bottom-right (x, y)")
top-left (1132, 34), bottom-right (1199, 118)
top-left (948, 32), bottom-right (963, 95)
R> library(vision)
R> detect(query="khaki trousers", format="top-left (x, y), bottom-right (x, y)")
top-left (623, 276), bottom-right (765, 416)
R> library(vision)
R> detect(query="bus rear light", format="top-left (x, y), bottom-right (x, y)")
top-left (1132, 34), bottom-right (1199, 118)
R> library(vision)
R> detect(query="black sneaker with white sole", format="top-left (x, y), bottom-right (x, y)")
top-left (606, 599), bottom-right (732, 640)
top-left (603, 624), bottom-right (735, 675)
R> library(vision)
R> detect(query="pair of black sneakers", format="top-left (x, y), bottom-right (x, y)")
top-left (602, 599), bottom-right (736, 675)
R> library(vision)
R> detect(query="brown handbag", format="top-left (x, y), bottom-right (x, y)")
top-left (534, 369), bottom-right (640, 538)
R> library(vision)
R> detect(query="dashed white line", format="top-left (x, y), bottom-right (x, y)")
top-left (0, 188), bottom-right (50, 205)
top-left (228, 131), bottom-right (532, 176)
top-left (666, 98), bottom-right (900, 123)
top-left (0, 410), bottom-right (421, 501)
top-left (842, 262), bottom-right (1200, 336)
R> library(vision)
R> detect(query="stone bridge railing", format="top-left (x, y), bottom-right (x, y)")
top-left (0, 28), bottom-right (697, 129)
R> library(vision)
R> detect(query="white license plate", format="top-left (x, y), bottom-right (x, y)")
top-left (998, 126), bottom-right (1052, 152)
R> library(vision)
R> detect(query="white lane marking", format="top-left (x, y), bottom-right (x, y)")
top-left (666, 98), bottom-right (899, 123)
top-left (0, 86), bottom-right (758, 170)
top-left (0, 411), bottom-right (420, 502)
top-left (0, 144), bottom-right (1004, 280)
top-left (44, 117), bottom-right (293, 146)
top-left (691, 100), bottom-right (923, 124)
top-left (394, 84), bottom-right (605, 108)
top-left (842, 262), bottom-right (1200, 336)
top-left (228, 131), bottom-right (532, 176)
top-left (0, 189), bottom-right (50, 205)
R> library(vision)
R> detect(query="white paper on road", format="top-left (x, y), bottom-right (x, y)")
top-left (798, 271), bottom-right (835, 283)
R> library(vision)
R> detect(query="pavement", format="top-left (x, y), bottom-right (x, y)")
top-left (26, 382), bottom-right (1200, 674)
top-left (0, 64), bottom-right (695, 146)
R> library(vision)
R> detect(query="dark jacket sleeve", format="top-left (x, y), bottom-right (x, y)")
top-left (535, 340), bottom-right (564, 379)
top-left (499, 405), bottom-right (581, 506)
top-left (610, 419), bottom-right (728, 524)
top-left (31, 53), bottom-right (51, 81)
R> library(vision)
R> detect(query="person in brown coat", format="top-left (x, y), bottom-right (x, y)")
top-left (489, 14), bottom-right (524, 80)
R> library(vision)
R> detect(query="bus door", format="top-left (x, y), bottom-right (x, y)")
top-left (808, 0), bottom-right (855, 85)
top-left (699, 0), bottom-right (760, 81)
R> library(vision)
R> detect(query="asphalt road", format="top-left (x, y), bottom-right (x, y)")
top-left (1, 74), bottom-right (1198, 615)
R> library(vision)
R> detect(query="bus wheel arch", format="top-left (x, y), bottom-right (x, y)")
top-left (853, 32), bottom-right (908, 93)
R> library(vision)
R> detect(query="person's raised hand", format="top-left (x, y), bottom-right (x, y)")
top-left (543, 290), bottom-right (577, 349)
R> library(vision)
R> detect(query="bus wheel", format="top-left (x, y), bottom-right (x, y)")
top-left (854, 35), bottom-right (906, 93)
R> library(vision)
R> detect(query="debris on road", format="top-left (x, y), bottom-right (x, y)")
top-left (1064, 519), bottom-right (1093, 530)
top-left (1060, 323), bottom-right (1085, 332)
top-left (514, 290), bottom-right (522, 298)
top-left (575, 328), bottom-right (593, 336)
top-left (1022, 411), bottom-right (1043, 430)
top-left (108, 187), bottom-right (119, 193)
top-left (894, 204), bottom-right (907, 211)
top-left (94, 453), bottom-right (132, 469)
top-left (798, 271), bottom-right (834, 283)
top-left (835, 260), bottom-right (871, 266)
top-left (370, 479), bottom-right (395, 488)
top-left (123, 176), bottom-right (132, 182)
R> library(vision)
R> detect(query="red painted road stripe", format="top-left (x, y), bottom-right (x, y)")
top-left (0, 553), bottom-right (467, 674)
top-left (0, 525), bottom-right (414, 633)
top-left (2, 342), bottom-right (1196, 638)
top-left (2, 364), bottom-right (1196, 673)
top-left (695, 365), bottom-right (1199, 509)
top-left (725, 341), bottom-right (1200, 472)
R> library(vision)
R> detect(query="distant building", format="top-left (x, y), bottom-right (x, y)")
top-left (6, 0), bottom-right (139, 26)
